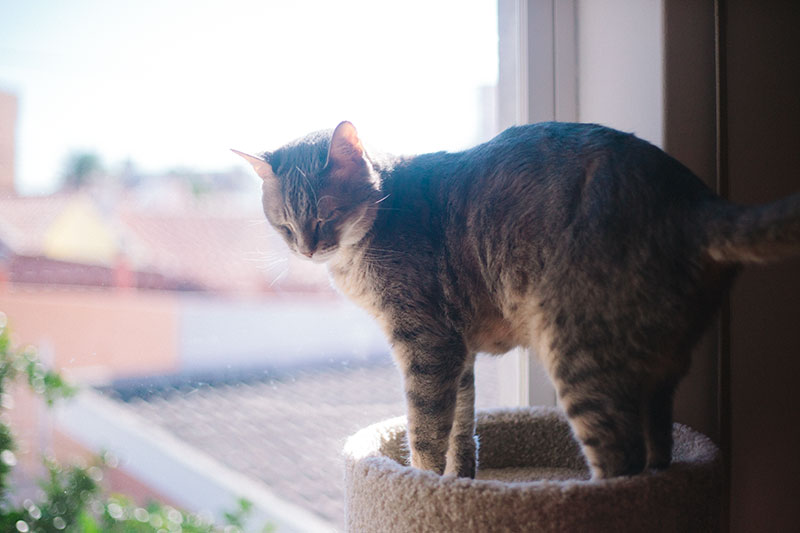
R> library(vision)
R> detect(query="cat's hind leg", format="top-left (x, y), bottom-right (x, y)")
top-left (444, 354), bottom-right (478, 478)
top-left (551, 357), bottom-right (648, 479)
top-left (643, 378), bottom-right (678, 470)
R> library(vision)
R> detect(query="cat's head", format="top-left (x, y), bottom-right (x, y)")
top-left (234, 121), bottom-right (382, 263)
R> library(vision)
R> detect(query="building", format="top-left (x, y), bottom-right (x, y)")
top-left (0, 90), bottom-right (16, 195)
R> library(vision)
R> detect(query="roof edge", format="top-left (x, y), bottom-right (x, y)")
top-left (54, 388), bottom-right (336, 533)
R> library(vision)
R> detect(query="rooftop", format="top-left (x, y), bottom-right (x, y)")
top-left (102, 356), bottom-right (503, 529)
top-left (0, 190), bottom-right (332, 294)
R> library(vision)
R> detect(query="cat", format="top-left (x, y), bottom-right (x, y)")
top-left (234, 121), bottom-right (800, 479)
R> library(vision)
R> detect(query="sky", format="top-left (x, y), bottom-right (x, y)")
top-left (0, 0), bottom-right (498, 194)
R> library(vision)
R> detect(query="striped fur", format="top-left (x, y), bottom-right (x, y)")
top-left (239, 121), bottom-right (800, 479)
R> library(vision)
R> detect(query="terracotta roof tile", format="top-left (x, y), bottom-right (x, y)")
top-left (0, 191), bottom-right (333, 294)
top-left (0, 193), bottom-right (76, 255)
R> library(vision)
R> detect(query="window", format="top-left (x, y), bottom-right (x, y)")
top-left (1, 1), bottom-right (677, 529)
top-left (0, 1), bottom-right (508, 530)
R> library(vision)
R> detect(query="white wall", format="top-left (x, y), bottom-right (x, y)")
top-left (178, 295), bottom-right (390, 373)
top-left (577, 0), bottom-right (664, 147)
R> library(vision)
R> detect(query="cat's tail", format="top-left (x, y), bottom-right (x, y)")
top-left (707, 192), bottom-right (800, 264)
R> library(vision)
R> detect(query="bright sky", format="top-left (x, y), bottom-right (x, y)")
top-left (0, 0), bottom-right (497, 194)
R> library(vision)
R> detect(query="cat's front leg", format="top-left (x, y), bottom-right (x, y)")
top-left (444, 355), bottom-right (478, 478)
top-left (396, 339), bottom-right (468, 476)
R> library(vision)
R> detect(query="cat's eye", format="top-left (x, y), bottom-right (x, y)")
top-left (321, 208), bottom-right (342, 222)
top-left (317, 197), bottom-right (343, 223)
top-left (279, 224), bottom-right (295, 240)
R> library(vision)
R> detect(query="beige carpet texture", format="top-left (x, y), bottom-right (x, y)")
top-left (343, 406), bottom-right (722, 532)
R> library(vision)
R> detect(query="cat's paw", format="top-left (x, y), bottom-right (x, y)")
top-left (410, 451), bottom-right (446, 475)
top-left (444, 434), bottom-right (479, 478)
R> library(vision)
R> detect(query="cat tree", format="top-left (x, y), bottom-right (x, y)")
top-left (344, 406), bottom-right (722, 532)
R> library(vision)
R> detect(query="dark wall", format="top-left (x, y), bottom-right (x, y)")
top-left (663, 0), bottom-right (719, 442)
top-left (665, 1), bottom-right (800, 530)
top-left (724, 1), bottom-right (800, 531)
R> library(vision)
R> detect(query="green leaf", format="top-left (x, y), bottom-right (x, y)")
top-left (0, 316), bottom-right (275, 532)
top-left (77, 509), bottom-right (103, 533)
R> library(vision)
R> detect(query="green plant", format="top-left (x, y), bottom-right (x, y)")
top-left (0, 314), bottom-right (273, 532)
top-left (60, 151), bottom-right (104, 191)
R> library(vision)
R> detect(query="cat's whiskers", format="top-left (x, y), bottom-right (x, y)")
top-left (246, 218), bottom-right (270, 227)
top-left (365, 205), bottom-right (406, 213)
top-left (243, 250), bottom-right (290, 273)
top-left (243, 247), bottom-right (286, 260)
top-left (363, 246), bottom-right (412, 255)
top-left (268, 266), bottom-right (289, 287)
top-left (263, 257), bottom-right (289, 271)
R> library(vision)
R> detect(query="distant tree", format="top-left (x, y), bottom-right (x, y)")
top-left (61, 151), bottom-right (104, 190)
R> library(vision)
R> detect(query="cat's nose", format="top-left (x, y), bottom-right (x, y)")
top-left (301, 250), bottom-right (313, 259)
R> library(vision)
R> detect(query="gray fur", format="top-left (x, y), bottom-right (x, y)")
top-left (240, 121), bottom-right (800, 479)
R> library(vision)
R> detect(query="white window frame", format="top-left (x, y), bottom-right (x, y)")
top-left (495, 0), bottom-right (577, 407)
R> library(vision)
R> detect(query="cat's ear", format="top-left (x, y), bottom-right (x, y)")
top-left (326, 121), bottom-right (367, 174)
top-left (231, 149), bottom-right (276, 182)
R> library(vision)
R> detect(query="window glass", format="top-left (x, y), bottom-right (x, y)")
top-left (0, 1), bottom-right (500, 529)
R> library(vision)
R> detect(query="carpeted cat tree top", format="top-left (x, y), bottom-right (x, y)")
top-left (344, 406), bottom-right (722, 532)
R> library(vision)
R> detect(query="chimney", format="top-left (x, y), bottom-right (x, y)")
top-left (0, 91), bottom-right (18, 196)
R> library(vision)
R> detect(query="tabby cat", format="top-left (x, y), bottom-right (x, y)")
top-left (234, 121), bottom-right (800, 479)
